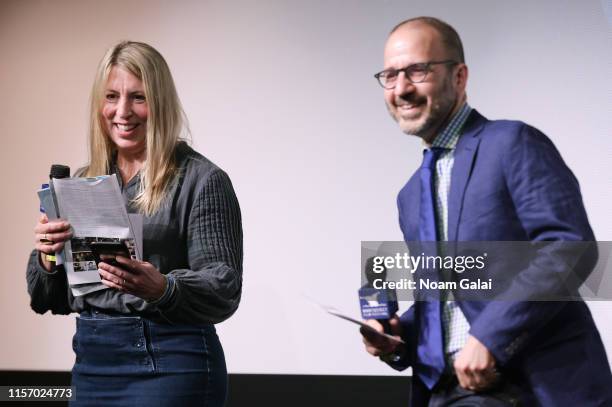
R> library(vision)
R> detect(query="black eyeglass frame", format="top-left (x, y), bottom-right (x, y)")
top-left (374, 60), bottom-right (459, 89)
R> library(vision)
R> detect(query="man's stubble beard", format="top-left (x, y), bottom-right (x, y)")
top-left (390, 74), bottom-right (458, 142)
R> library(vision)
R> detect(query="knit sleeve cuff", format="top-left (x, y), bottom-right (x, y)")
top-left (147, 274), bottom-right (176, 308)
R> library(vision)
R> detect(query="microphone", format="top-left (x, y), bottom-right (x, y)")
top-left (358, 256), bottom-right (398, 334)
top-left (46, 164), bottom-right (71, 266)
top-left (50, 164), bottom-right (70, 180)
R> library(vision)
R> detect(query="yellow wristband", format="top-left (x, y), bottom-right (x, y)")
top-left (45, 254), bottom-right (57, 262)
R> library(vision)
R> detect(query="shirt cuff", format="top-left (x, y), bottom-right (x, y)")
top-left (148, 274), bottom-right (176, 308)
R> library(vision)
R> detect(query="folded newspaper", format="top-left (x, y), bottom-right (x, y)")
top-left (38, 175), bottom-right (143, 297)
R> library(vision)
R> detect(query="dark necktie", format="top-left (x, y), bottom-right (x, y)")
top-left (416, 147), bottom-right (446, 389)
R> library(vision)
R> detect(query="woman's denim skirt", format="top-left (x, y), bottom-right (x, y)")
top-left (70, 309), bottom-right (227, 406)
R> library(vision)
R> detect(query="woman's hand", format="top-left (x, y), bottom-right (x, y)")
top-left (98, 256), bottom-right (167, 302)
top-left (34, 214), bottom-right (73, 272)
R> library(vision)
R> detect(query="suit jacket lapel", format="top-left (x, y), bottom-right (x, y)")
top-left (448, 110), bottom-right (486, 241)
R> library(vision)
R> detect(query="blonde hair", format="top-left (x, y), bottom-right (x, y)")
top-left (85, 41), bottom-right (188, 215)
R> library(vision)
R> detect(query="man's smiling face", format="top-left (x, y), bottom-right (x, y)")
top-left (383, 23), bottom-right (465, 143)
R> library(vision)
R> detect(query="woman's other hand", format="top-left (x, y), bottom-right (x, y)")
top-left (98, 256), bottom-right (167, 302)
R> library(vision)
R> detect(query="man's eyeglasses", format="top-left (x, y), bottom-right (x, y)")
top-left (374, 60), bottom-right (458, 89)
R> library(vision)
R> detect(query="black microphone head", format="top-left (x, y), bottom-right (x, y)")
top-left (50, 164), bottom-right (70, 179)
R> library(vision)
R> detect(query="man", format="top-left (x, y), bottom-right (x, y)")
top-left (361, 17), bottom-right (612, 406)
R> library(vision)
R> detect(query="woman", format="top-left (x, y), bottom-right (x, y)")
top-left (27, 41), bottom-right (243, 406)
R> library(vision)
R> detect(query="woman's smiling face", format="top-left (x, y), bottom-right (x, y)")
top-left (102, 66), bottom-right (148, 157)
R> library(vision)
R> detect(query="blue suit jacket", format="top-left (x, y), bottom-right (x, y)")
top-left (394, 110), bottom-right (612, 406)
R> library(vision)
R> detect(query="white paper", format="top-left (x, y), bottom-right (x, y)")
top-left (307, 297), bottom-right (405, 344)
top-left (52, 175), bottom-right (142, 294)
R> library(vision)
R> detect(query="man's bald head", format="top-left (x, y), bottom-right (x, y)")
top-left (389, 17), bottom-right (465, 64)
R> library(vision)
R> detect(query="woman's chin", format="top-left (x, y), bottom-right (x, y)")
top-left (113, 140), bottom-right (146, 157)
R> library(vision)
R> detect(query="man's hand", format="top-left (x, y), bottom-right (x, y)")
top-left (360, 316), bottom-right (403, 357)
top-left (453, 335), bottom-right (499, 391)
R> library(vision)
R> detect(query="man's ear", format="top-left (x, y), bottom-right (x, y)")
top-left (454, 63), bottom-right (468, 92)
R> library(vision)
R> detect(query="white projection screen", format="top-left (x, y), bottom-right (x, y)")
top-left (1, 0), bottom-right (611, 375)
